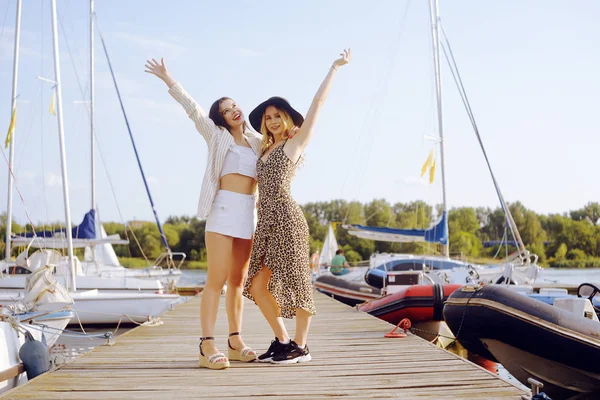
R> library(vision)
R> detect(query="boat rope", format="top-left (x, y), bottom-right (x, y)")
top-left (0, 0), bottom-right (10, 44)
top-left (491, 225), bottom-right (509, 261)
top-left (20, 322), bottom-right (113, 340)
top-left (438, 22), bottom-right (527, 260)
top-left (54, 11), bottom-right (153, 266)
top-left (95, 15), bottom-right (171, 254)
top-left (384, 317), bottom-right (411, 338)
top-left (69, 307), bottom-right (164, 339)
top-left (450, 289), bottom-right (476, 340)
top-left (340, 0), bottom-right (412, 222)
top-left (0, 147), bottom-right (40, 243)
top-left (381, 316), bottom-right (458, 342)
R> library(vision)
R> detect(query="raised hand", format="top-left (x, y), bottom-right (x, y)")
top-left (144, 58), bottom-right (175, 86)
top-left (288, 126), bottom-right (299, 139)
top-left (333, 48), bottom-right (351, 69)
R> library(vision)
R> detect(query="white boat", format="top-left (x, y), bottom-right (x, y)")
top-left (1, 0), bottom-right (181, 327)
top-left (0, 249), bottom-right (181, 326)
top-left (69, 290), bottom-right (181, 325)
top-left (0, 254), bottom-right (74, 393)
top-left (0, 239), bottom-right (166, 293)
top-left (0, 307), bottom-right (74, 393)
top-left (342, 0), bottom-right (542, 286)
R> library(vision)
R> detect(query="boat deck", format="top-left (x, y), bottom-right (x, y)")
top-left (1, 293), bottom-right (528, 399)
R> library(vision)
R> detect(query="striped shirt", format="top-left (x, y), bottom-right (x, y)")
top-left (168, 83), bottom-right (262, 219)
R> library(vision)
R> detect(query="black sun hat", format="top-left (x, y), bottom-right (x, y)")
top-left (249, 97), bottom-right (304, 132)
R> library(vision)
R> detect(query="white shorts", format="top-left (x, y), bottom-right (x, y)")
top-left (205, 190), bottom-right (257, 240)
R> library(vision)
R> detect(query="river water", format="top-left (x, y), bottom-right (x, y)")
top-left (53, 268), bottom-right (599, 391)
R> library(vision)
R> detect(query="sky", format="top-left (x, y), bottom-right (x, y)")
top-left (0, 0), bottom-right (599, 226)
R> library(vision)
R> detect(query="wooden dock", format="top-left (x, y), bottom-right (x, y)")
top-left (1, 293), bottom-right (527, 399)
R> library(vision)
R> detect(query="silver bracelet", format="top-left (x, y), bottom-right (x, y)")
top-left (331, 65), bottom-right (338, 72)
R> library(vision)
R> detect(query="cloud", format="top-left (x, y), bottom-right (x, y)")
top-left (46, 172), bottom-right (62, 187)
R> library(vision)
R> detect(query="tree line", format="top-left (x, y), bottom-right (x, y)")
top-left (2, 200), bottom-right (600, 268)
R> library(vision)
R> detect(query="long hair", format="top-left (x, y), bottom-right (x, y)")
top-left (260, 107), bottom-right (295, 154)
top-left (208, 97), bottom-right (250, 133)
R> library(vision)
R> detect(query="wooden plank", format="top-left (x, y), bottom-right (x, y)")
top-left (0, 364), bottom-right (23, 383)
top-left (1, 292), bottom-right (528, 399)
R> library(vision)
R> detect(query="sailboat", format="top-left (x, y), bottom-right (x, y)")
top-left (0, 2), bottom-right (73, 391)
top-left (342, 0), bottom-right (541, 288)
top-left (1, 0), bottom-right (180, 325)
top-left (316, 2), bottom-right (541, 350)
top-left (318, 224), bottom-right (339, 268)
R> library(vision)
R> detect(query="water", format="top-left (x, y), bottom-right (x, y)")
top-left (51, 269), bottom-right (207, 362)
top-left (176, 269), bottom-right (207, 287)
top-left (537, 267), bottom-right (600, 285)
top-left (52, 268), bottom-right (597, 390)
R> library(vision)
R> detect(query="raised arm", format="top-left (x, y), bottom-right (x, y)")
top-left (145, 58), bottom-right (218, 143)
top-left (284, 49), bottom-right (351, 161)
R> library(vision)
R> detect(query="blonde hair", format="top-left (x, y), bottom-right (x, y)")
top-left (260, 107), bottom-right (295, 154)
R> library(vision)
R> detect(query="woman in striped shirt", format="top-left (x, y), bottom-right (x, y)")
top-left (146, 58), bottom-right (277, 370)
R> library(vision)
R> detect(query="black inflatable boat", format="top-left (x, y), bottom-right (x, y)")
top-left (443, 283), bottom-right (600, 399)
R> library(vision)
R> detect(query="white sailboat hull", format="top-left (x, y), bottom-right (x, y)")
top-left (0, 274), bottom-right (164, 293)
top-left (68, 291), bottom-right (182, 325)
top-left (0, 310), bottom-right (73, 393)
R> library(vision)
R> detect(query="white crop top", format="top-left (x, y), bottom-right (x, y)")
top-left (220, 144), bottom-right (258, 179)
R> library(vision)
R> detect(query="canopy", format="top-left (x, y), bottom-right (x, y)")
top-left (345, 212), bottom-right (448, 244)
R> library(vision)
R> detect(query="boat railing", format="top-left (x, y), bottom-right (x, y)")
top-left (153, 252), bottom-right (186, 272)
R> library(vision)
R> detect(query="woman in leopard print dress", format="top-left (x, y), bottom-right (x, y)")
top-left (243, 49), bottom-right (351, 364)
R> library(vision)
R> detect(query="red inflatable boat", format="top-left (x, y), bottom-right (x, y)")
top-left (358, 283), bottom-right (463, 325)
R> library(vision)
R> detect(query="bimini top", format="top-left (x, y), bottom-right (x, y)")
top-left (344, 212), bottom-right (448, 245)
top-left (11, 209), bottom-right (129, 249)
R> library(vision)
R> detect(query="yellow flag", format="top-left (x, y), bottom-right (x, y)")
top-left (421, 149), bottom-right (434, 177)
top-left (5, 108), bottom-right (16, 148)
top-left (429, 159), bottom-right (436, 184)
top-left (49, 91), bottom-right (56, 116)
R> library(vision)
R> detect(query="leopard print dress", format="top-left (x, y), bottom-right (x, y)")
top-left (243, 142), bottom-right (316, 319)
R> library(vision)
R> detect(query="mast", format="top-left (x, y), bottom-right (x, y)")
top-left (428, 0), bottom-right (449, 257)
top-left (5, 0), bottom-right (22, 261)
top-left (51, 0), bottom-right (77, 291)
top-left (90, 0), bottom-right (96, 211)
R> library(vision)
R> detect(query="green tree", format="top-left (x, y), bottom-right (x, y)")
top-left (554, 243), bottom-right (567, 261)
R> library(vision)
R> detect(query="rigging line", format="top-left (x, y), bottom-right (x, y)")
top-left (40, 0), bottom-right (50, 225)
top-left (57, 13), bottom-right (90, 117)
top-left (0, 0), bottom-right (10, 44)
top-left (492, 225), bottom-right (508, 261)
top-left (0, 147), bottom-right (39, 238)
top-left (15, 86), bottom-right (43, 173)
top-left (340, 0), bottom-right (412, 221)
top-left (347, 1), bottom-right (411, 195)
top-left (56, 9), bottom-right (162, 261)
top-left (438, 24), bottom-right (522, 252)
top-left (54, 11), bottom-right (142, 257)
top-left (95, 15), bottom-right (170, 253)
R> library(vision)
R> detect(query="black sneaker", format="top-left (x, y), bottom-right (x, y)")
top-left (271, 341), bottom-right (311, 364)
top-left (257, 338), bottom-right (289, 363)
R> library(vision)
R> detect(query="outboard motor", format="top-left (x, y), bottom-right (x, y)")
top-left (19, 331), bottom-right (50, 380)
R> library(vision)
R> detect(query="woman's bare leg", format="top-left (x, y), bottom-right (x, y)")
top-left (201, 232), bottom-right (233, 360)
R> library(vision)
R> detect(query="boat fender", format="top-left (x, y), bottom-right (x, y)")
top-left (19, 331), bottom-right (50, 380)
